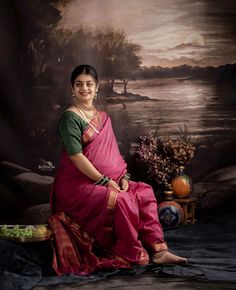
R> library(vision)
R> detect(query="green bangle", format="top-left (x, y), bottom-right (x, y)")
top-left (100, 176), bottom-right (110, 186)
top-left (122, 173), bottom-right (131, 181)
top-left (94, 175), bottom-right (111, 186)
top-left (94, 175), bottom-right (104, 185)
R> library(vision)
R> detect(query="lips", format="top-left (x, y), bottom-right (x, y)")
top-left (79, 92), bottom-right (89, 96)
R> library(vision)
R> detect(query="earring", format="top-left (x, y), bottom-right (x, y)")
top-left (95, 92), bottom-right (98, 99)
top-left (72, 92), bottom-right (75, 97)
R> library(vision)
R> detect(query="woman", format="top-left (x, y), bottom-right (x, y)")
top-left (49, 64), bottom-right (187, 275)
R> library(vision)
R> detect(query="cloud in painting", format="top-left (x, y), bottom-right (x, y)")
top-left (58, 0), bottom-right (236, 67)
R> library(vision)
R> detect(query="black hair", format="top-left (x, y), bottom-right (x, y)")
top-left (70, 64), bottom-right (98, 86)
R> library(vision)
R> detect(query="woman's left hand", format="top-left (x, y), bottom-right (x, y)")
top-left (120, 178), bottom-right (129, 191)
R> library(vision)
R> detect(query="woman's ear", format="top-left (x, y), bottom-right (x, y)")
top-left (96, 83), bottom-right (99, 92)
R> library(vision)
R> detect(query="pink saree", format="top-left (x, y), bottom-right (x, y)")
top-left (49, 111), bottom-right (167, 275)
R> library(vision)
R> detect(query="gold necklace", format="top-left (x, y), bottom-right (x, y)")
top-left (80, 107), bottom-right (95, 119)
top-left (74, 103), bottom-right (95, 120)
top-left (74, 104), bottom-right (100, 133)
top-left (74, 102), bottom-right (94, 111)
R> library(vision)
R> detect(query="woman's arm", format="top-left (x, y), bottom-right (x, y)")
top-left (69, 153), bottom-right (121, 191)
top-left (70, 153), bottom-right (102, 181)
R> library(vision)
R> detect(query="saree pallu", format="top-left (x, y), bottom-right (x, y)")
top-left (49, 111), bottom-right (167, 275)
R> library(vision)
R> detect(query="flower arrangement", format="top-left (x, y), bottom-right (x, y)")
top-left (136, 126), bottom-right (196, 190)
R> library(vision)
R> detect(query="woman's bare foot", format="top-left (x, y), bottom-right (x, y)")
top-left (152, 250), bottom-right (188, 265)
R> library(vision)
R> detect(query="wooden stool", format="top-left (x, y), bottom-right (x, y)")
top-left (173, 197), bottom-right (197, 225)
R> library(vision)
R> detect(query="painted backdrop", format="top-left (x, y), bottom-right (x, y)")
top-left (1, 0), bottom-right (236, 210)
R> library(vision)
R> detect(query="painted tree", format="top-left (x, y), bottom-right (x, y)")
top-left (48, 26), bottom-right (106, 105)
top-left (95, 29), bottom-right (126, 92)
top-left (95, 29), bottom-right (141, 94)
top-left (116, 42), bottom-right (141, 95)
top-left (49, 27), bottom-right (141, 96)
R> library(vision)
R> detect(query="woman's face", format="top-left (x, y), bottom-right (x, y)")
top-left (72, 74), bottom-right (98, 104)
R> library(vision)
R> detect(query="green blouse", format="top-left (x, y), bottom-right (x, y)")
top-left (57, 111), bottom-right (88, 156)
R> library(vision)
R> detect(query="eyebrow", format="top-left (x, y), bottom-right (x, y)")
top-left (75, 80), bottom-right (94, 83)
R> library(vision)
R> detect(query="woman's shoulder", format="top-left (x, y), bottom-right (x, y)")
top-left (62, 106), bottom-right (78, 116)
top-left (60, 107), bottom-right (82, 120)
top-left (59, 106), bottom-right (108, 123)
top-left (58, 107), bottom-right (87, 126)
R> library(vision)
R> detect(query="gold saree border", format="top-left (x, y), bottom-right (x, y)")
top-left (82, 111), bottom-right (102, 143)
top-left (105, 189), bottom-right (117, 228)
top-left (107, 190), bottom-right (117, 210)
top-left (150, 241), bottom-right (168, 253)
top-left (82, 126), bottom-right (96, 143)
top-left (48, 212), bottom-right (99, 275)
top-left (138, 247), bottom-right (150, 265)
top-left (114, 254), bottom-right (131, 266)
top-left (98, 189), bottom-right (118, 248)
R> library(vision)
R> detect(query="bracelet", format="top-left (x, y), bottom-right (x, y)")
top-left (121, 173), bottom-right (131, 181)
top-left (94, 175), bottom-right (111, 186)
top-left (94, 175), bottom-right (104, 185)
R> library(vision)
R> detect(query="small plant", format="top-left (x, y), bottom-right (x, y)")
top-left (136, 127), bottom-right (196, 190)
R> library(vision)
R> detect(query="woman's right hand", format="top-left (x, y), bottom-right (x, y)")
top-left (106, 179), bottom-right (121, 192)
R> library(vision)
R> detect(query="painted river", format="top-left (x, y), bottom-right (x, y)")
top-left (109, 77), bottom-right (236, 142)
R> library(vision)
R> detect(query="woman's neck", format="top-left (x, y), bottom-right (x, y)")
top-left (74, 101), bottom-right (94, 111)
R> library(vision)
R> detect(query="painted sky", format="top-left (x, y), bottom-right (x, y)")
top-left (58, 0), bottom-right (236, 67)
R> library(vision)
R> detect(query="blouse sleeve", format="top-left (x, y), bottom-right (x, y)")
top-left (57, 112), bottom-right (84, 156)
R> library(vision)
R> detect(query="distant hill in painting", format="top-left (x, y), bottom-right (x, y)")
top-left (139, 63), bottom-right (236, 82)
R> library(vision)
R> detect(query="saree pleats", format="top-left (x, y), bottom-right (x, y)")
top-left (48, 212), bottom-right (131, 275)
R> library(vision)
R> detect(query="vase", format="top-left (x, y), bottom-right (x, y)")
top-left (164, 190), bottom-right (174, 201)
top-left (171, 166), bottom-right (192, 198)
top-left (158, 201), bottom-right (184, 227)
